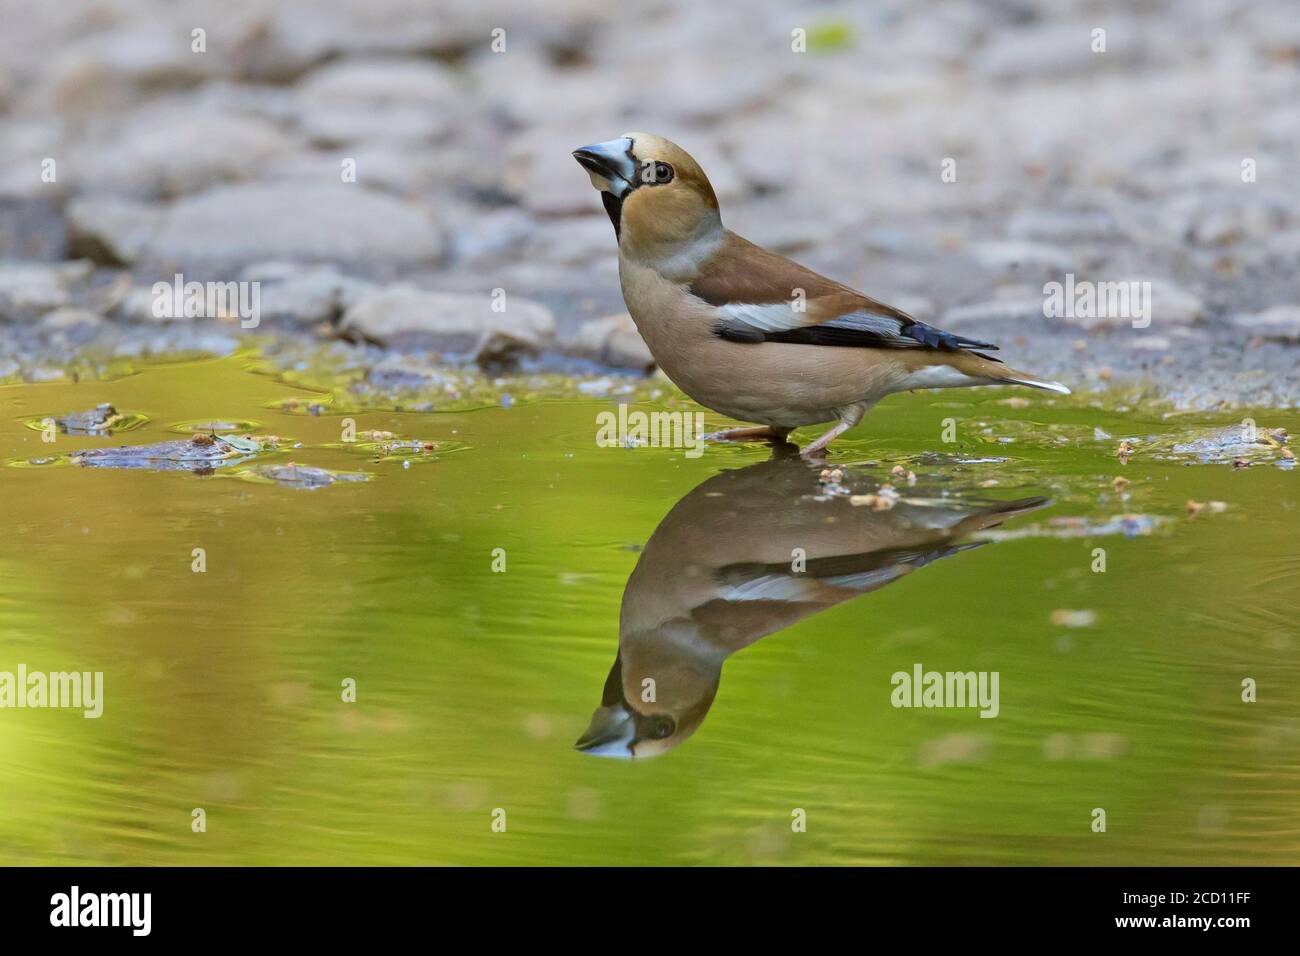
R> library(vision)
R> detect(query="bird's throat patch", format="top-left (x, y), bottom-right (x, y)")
top-left (602, 191), bottom-right (623, 238)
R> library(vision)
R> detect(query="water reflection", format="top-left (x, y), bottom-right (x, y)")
top-left (576, 453), bottom-right (1049, 758)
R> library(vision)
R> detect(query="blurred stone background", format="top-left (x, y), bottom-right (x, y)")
top-left (0, 0), bottom-right (1297, 403)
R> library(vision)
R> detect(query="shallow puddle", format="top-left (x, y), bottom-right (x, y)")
top-left (1, 350), bottom-right (1297, 864)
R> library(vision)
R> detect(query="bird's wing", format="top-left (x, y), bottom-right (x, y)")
top-left (691, 231), bottom-right (999, 353)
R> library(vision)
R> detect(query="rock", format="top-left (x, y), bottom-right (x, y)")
top-left (250, 463), bottom-right (367, 489)
top-left (70, 184), bottom-right (443, 270)
top-left (340, 288), bottom-right (555, 358)
top-left (941, 298), bottom-right (1046, 326)
top-left (523, 217), bottom-right (614, 266)
top-left (52, 403), bottom-right (122, 433)
top-left (0, 119), bottom-right (66, 200)
top-left (1160, 192), bottom-right (1293, 247)
top-left (506, 131), bottom-right (605, 217)
top-left (1147, 279), bottom-right (1205, 326)
top-left (971, 241), bottom-right (1074, 274)
top-left (114, 287), bottom-right (165, 325)
top-left (262, 146), bottom-right (440, 197)
top-left (71, 107), bottom-right (296, 198)
top-left (48, 23), bottom-right (223, 114)
top-left (1006, 209), bottom-right (1121, 243)
top-left (448, 206), bottom-right (539, 262)
top-left (973, 21), bottom-right (1142, 79)
top-left (71, 434), bottom-right (273, 472)
top-left (1040, 278), bottom-right (1203, 329)
top-left (564, 313), bottom-right (655, 372)
top-left (39, 307), bottom-right (106, 331)
top-left (1229, 305), bottom-right (1300, 340)
top-left (0, 260), bottom-right (93, 319)
top-left (294, 57), bottom-right (462, 146)
top-left (364, 357), bottom-right (444, 391)
top-left (65, 198), bottom-right (165, 265)
top-left (241, 262), bottom-right (375, 325)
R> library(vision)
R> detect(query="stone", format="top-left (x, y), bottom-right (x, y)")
top-left (941, 299), bottom-right (1047, 326)
top-left (39, 307), bottom-right (106, 331)
top-left (340, 288), bottom-right (555, 356)
top-left (241, 262), bottom-right (376, 325)
top-left (0, 260), bottom-right (93, 319)
top-left (564, 313), bottom-right (655, 373)
top-left (1229, 305), bottom-right (1300, 340)
top-left (72, 107), bottom-right (296, 198)
top-left (971, 241), bottom-right (1074, 274)
top-left (65, 198), bottom-right (165, 265)
top-left (294, 57), bottom-right (463, 147)
top-left (70, 184), bottom-right (443, 271)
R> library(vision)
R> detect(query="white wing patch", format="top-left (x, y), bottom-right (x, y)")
top-left (715, 302), bottom-right (806, 333)
top-left (715, 304), bottom-right (917, 342)
top-left (718, 575), bottom-right (816, 602)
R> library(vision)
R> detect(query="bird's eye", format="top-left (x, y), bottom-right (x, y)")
top-left (649, 715), bottom-right (675, 739)
top-left (640, 161), bottom-right (675, 185)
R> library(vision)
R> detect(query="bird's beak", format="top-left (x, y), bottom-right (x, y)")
top-left (574, 703), bottom-right (637, 758)
top-left (572, 137), bottom-right (636, 197)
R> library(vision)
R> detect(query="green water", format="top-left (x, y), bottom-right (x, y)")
top-left (1, 351), bottom-right (1297, 865)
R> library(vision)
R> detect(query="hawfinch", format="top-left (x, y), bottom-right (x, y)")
top-left (573, 133), bottom-right (1070, 456)
top-left (574, 455), bottom-right (1048, 758)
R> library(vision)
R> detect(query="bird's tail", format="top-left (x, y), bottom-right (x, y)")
top-left (947, 352), bottom-right (1071, 395)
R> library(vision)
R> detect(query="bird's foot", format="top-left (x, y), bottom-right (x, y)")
top-left (799, 421), bottom-right (851, 458)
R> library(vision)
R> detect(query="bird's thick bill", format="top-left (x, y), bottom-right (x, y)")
top-left (572, 137), bottom-right (636, 196)
top-left (574, 702), bottom-right (637, 758)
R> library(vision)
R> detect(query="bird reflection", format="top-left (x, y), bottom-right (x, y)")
top-left (575, 452), bottom-right (1048, 758)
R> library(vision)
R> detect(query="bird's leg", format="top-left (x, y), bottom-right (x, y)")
top-left (800, 420), bottom-right (852, 458)
top-left (705, 425), bottom-right (792, 443)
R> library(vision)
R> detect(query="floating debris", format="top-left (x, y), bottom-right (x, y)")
top-left (1112, 476), bottom-right (1130, 491)
top-left (850, 484), bottom-right (900, 511)
top-left (242, 463), bottom-right (369, 490)
top-left (27, 404), bottom-right (149, 435)
top-left (1159, 422), bottom-right (1287, 464)
top-left (1186, 499), bottom-right (1228, 518)
top-left (328, 433), bottom-right (462, 464)
top-left (976, 513), bottom-right (1159, 541)
top-left (1051, 609), bottom-right (1097, 628)
top-left (70, 433), bottom-right (278, 472)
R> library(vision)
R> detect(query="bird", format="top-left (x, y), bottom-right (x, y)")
top-left (574, 453), bottom-right (1049, 758)
top-left (573, 133), bottom-right (1070, 457)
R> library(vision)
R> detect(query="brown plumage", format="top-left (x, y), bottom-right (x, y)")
top-left (573, 132), bottom-right (1069, 456)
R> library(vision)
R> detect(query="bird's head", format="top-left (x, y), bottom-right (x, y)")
top-left (574, 632), bottom-right (720, 759)
top-left (572, 132), bottom-right (721, 271)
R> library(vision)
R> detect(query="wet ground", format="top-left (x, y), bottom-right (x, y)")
top-left (1, 348), bottom-right (1296, 864)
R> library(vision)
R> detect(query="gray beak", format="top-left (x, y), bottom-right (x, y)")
top-left (572, 137), bottom-right (636, 197)
top-left (574, 702), bottom-right (637, 758)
